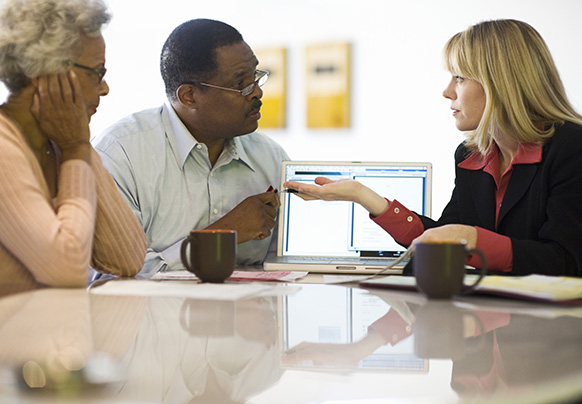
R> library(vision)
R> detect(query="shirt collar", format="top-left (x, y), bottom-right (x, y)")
top-left (162, 102), bottom-right (257, 171)
top-left (162, 102), bottom-right (197, 169)
top-left (458, 142), bottom-right (542, 170)
top-left (229, 136), bottom-right (256, 172)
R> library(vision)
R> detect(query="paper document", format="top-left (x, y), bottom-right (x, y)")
top-left (90, 279), bottom-right (300, 300)
top-left (361, 274), bottom-right (582, 304)
top-left (476, 274), bottom-right (582, 303)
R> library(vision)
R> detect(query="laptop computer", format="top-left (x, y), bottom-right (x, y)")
top-left (264, 161), bottom-right (432, 274)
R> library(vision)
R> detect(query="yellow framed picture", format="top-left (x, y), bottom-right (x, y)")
top-left (305, 42), bottom-right (351, 128)
top-left (255, 47), bottom-right (287, 129)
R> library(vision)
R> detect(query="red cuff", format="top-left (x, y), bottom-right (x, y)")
top-left (368, 309), bottom-right (413, 346)
top-left (469, 311), bottom-right (511, 337)
top-left (470, 227), bottom-right (513, 273)
top-left (370, 199), bottom-right (424, 246)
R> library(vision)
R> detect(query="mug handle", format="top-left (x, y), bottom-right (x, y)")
top-left (180, 236), bottom-right (193, 271)
top-left (461, 248), bottom-right (488, 294)
top-left (179, 299), bottom-right (191, 331)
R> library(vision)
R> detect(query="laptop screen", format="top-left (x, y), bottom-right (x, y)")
top-left (278, 161), bottom-right (432, 258)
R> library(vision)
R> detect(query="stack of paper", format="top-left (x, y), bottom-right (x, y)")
top-left (361, 274), bottom-right (582, 305)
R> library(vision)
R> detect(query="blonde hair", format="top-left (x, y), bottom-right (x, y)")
top-left (443, 19), bottom-right (582, 154)
top-left (0, 0), bottom-right (111, 93)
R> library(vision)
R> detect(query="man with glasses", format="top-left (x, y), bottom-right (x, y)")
top-left (92, 19), bottom-right (289, 276)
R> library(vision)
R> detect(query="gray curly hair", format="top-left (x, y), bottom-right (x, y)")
top-left (0, 0), bottom-right (111, 93)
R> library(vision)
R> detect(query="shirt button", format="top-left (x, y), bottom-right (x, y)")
top-left (407, 216), bottom-right (413, 222)
top-left (394, 207), bottom-right (400, 214)
top-left (213, 209), bottom-right (218, 215)
top-left (196, 144), bottom-right (202, 149)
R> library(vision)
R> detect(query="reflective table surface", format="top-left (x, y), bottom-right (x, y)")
top-left (0, 278), bottom-right (581, 404)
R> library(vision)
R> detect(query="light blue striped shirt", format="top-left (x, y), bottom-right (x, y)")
top-left (93, 103), bottom-right (289, 275)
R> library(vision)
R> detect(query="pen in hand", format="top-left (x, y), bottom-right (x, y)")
top-left (267, 185), bottom-right (300, 193)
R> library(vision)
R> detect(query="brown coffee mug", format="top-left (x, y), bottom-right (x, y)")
top-left (180, 229), bottom-right (237, 283)
top-left (413, 242), bottom-right (487, 299)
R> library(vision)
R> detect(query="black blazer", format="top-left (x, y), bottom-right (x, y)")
top-left (420, 122), bottom-right (582, 277)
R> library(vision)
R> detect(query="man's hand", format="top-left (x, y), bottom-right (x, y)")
top-left (206, 191), bottom-right (280, 243)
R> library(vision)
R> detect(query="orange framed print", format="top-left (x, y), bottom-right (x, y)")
top-left (255, 47), bottom-right (287, 128)
top-left (305, 42), bottom-right (351, 128)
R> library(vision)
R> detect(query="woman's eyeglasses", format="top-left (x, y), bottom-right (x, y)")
top-left (65, 61), bottom-right (107, 83)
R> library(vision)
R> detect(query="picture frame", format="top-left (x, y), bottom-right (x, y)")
top-left (305, 42), bottom-right (351, 128)
top-left (255, 47), bottom-right (287, 128)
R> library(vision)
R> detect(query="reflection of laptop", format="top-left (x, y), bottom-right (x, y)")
top-left (264, 161), bottom-right (432, 274)
top-left (279, 284), bottom-right (427, 372)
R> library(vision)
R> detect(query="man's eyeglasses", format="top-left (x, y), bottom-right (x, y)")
top-left (65, 61), bottom-right (107, 83)
top-left (183, 69), bottom-right (269, 97)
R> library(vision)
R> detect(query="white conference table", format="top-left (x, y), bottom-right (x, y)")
top-left (0, 273), bottom-right (581, 404)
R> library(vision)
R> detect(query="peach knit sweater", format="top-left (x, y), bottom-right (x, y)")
top-left (0, 113), bottom-right (146, 294)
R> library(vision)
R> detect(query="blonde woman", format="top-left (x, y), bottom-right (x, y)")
top-left (0, 0), bottom-right (147, 294)
top-left (285, 19), bottom-right (582, 277)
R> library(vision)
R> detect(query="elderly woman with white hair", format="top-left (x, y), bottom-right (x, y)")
top-left (0, 0), bottom-right (146, 294)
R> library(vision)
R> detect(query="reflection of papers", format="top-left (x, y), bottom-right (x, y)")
top-left (90, 280), bottom-right (300, 300)
top-left (323, 275), bottom-right (370, 284)
top-left (454, 299), bottom-right (582, 319)
top-left (152, 270), bottom-right (307, 282)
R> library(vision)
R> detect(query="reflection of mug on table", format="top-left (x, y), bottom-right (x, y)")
top-left (180, 229), bottom-right (237, 283)
top-left (180, 299), bottom-right (236, 337)
top-left (414, 242), bottom-right (487, 299)
top-left (414, 302), bottom-right (483, 360)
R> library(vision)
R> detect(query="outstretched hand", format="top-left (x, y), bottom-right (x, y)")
top-left (206, 191), bottom-right (280, 243)
top-left (284, 177), bottom-right (364, 201)
top-left (284, 177), bottom-right (390, 217)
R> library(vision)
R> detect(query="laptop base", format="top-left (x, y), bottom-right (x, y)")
top-left (263, 256), bottom-right (405, 274)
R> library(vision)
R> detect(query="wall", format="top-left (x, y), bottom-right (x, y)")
top-left (9, 0), bottom-right (582, 218)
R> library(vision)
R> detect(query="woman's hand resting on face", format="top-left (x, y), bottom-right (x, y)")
top-left (31, 71), bottom-right (91, 162)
